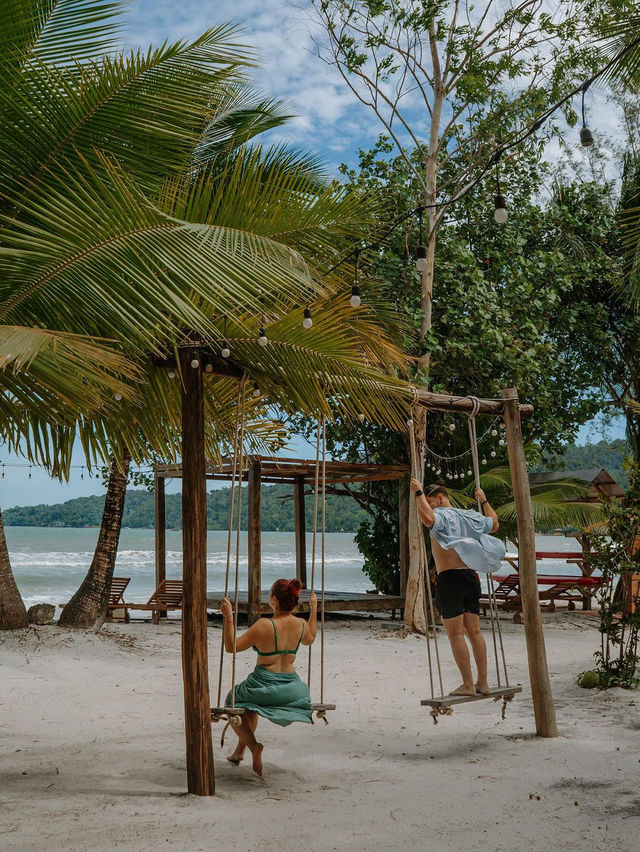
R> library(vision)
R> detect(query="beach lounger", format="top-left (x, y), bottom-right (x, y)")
top-left (480, 573), bottom-right (604, 622)
top-left (60, 576), bottom-right (131, 621)
top-left (122, 579), bottom-right (183, 624)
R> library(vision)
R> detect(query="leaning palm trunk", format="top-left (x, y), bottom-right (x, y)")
top-left (0, 506), bottom-right (28, 629)
top-left (59, 450), bottom-right (131, 630)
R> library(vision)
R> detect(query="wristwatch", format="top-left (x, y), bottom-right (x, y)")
top-left (481, 499), bottom-right (488, 506)
top-left (414, 489), bottom-right (424, 497)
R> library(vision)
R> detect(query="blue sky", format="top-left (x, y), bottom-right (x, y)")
top-left (0, 0), bottom-right (628, 509)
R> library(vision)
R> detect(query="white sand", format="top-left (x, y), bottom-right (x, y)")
top-left (1, 613), bottom-right (638, 851)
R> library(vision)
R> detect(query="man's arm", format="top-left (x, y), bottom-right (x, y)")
top-left (475, 488), bottom-right (499, 532)
top-left (410, 477), bottom-right (435, 528)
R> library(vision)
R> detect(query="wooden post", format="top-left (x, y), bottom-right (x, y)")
top-left (247, 458), bottom-right (262, 625)
top-left (155, 474), bottom-right (167, 618)
top-left (294, 475), bottom-right (307, 587)
top-left (502, 387), bottom-right (558, 738)
top-left (398, 480), bottom-right (409, 599)
top-left (180, 347), bottom-right (215, 795)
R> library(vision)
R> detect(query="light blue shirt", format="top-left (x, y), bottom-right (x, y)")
top-left (430, 507), bottom-right (505, 574)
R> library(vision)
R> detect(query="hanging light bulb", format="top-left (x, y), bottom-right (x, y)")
top-left (416, 244), bottom-right (428, 273)
top-left (252, 381), bottom-right (260, 398)
top-left (436, 468), bottom-right (441, 476)
top-left (448, 421), bottom-right (456, 431)
top-left (221, 344), bottom-right (230, 359)
top-left (190, 350), bottom-right (199, 369)
top-left (258, 327), bottom-right (268, 347)
top-left (204, 361), bottom-right (213, 374)
top-left (114, 392), bottom-right (123, 401)
top-left (358, 413), bottom-right (365, 423)
top-left (168, 369), bottom-right (176, 379)
top-left (494, 194), bottom-right (508, 224)
top-left (303, 307), bottom-right (313, 329)
top-left (499, 438), bottom-right (505, 446)
top-left (467, 469), bottom-right (472, 477)
top-left (491, 428), bottom-right (498, 436)
top-left (580, 83), bottom-right (594, 147)
top-left (491, 449), bottom-right (497, 457)
top-left (482, 456), bottom-right (487, 465)
top-left (350, 285), bottom-right (361, 308)
top-left (454, 472), bottom-right (459, 479)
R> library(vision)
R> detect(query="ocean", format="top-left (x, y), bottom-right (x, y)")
top-left (4, 526), bottom-right (591, 612)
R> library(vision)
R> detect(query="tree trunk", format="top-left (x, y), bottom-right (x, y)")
top-left (403, 405), bottom-right (428, 633)
top-left (59, 449), bottom-right (131, 630)
top-left (0, 507), bottom-right (29, 630)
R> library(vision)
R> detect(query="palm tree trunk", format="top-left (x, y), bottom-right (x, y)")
top-left (59, 449), bottom-right (131, 630)
top-left (0, 507), bottom-right (29, 629)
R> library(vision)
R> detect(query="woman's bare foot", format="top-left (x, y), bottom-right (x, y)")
top-left (449, 683), bottom-right (477, 696)
top-left (251, 743), bottom-right (264, 777)
top-left (475, 681), bottom-right (491, 695)
top-left (227, 748), bottom-right (244, 765)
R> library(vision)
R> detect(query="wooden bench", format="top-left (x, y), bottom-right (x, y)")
top-left (60, 576), bottom-right (131, 621)
top-left (122, 579), bottom-right (183, 624)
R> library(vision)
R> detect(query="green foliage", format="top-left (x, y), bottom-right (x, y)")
top-left (535, 439), bottom-right (630, 490)
top-left (587, 464), bottom-right (640, 690)
top-left (3, 483), bottom-right (370, 533)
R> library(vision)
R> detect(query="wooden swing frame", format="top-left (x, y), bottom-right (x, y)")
top-left (172, 347), bottom-right (556, 796)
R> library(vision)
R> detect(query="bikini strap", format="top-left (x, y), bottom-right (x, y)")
top-left (294, 620), bottom-right (305, 652)
top-left (270, 617), bottom-right (278, 653)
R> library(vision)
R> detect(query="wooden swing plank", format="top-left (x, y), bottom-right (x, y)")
top-left (210, 706), bottom-right (247, 717)
top-left (421, 685), bottom-right (522, 708)
top-left (312, 703), bottom-right (336, 712)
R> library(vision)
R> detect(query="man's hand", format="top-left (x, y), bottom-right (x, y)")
top-left (475, 488), bottom-right (487, 503)
top-left (410, 477), bottom-right (423, 493)
top-left (220, 596), bottom-right (233, 620)
top-left (309, 591), bottom-right (317, 610)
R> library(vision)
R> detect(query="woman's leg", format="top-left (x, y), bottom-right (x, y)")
top-left (231, 713), bottom-right (263, 776)
top-left (227, 712), bottom-right (258, 763)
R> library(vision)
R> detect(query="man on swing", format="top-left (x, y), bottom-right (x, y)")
top-left (410, 479), bottom-right (505, 696)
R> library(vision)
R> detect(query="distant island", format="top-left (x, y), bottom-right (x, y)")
top-left (3, 482), bottom-right (370, 532)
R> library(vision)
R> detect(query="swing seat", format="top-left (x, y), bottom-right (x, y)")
top-left (421, 685), bottom-right (522, 710)
top-left (210, 706), bottom-right (247, 723)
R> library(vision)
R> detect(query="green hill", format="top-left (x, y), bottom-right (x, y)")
top-left (3, 483), bottom-right (369, 532)
top-left (535, 438), bottom-right (629, 489)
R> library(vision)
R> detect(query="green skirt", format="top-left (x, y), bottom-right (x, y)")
top-left (226, 665), bottom-right (312, 727)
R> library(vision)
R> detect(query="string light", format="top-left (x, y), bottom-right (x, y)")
top-left (493, 156), bottom-right (508, 224)
top-left (258, 298), bottom-right (268, 346)
top-left (252, 381), bottom-right (260, 398)
top-left (303, 306), bottom-right (313, 329)
top-left (168, 369), bottom-right (176, 379)
top-left (350, 250), bottom-right (362, 308)
top-left (448, 421), bottom-right (456, 432)
top-left (114, 392), bottom-right (123, 401)
top-left (482, 456), bottom-right (487, 465)
top-left (204, 361), bottom-right (213, 374)
top-left (221, 315), bottom-right (231, 358)
top-left (580, 82), bottom-right (594, 147)
top-left (190, 350), bottom-right (199, 369)
top-left (491, 428), bottom-right (498, 436)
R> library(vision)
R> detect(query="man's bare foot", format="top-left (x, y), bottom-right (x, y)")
top-left (227, 749), bottom-right (244, 765)
top-left (475, 681), bottom-right (491, 695)
top-left (251, 743), bottom-right (264, 777)
top-left (449, 684), bottom-right (477, 696)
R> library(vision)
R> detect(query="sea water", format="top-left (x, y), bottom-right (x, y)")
top-left (4, 527), bottom-right (590, 612)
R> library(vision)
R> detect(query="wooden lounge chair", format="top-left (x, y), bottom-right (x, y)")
top-left (122, 579), bottom-right (183, 624)
top-left (480, 573), bottom-right (604, 622)
top-left (60, 576), bottom-right (131, 621)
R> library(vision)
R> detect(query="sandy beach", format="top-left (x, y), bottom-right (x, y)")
top-left (1, 613), bottom-right (638, 851)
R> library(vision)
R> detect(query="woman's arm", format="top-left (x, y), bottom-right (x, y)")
top-left (221, 597), bottom-right (263, 653)
top-left (301, 591), bottom-right (317, 645)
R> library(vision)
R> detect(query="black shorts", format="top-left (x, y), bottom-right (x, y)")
top-left (435, 569), bottom-right (481, 620)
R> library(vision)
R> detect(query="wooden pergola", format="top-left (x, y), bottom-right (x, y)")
top-left (154, 456), bottom-right (409, 623)
top-left (170, 350), bottom-right (555, 796)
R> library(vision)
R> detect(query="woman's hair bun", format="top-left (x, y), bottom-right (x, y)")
top-left (271, 578), bottom-right (302, 612)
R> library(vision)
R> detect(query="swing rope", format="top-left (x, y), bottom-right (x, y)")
top-left (407, 420), bottom-right (444, 700)
top-left (230, 383), bottom-right (248, 710)
top-left (307, 416), bottom-right (322, 688)
top-left (215, 378), bottom-right (245, 708)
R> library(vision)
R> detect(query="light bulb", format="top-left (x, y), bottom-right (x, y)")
top-left (350, 285), bottom-right (361, 308)
top-left (416, 244), bottom-right (428, 273)
top-left (491, 449), bottom-right (496, 457)
top-left (580, 126), bottom-right (593, 147)
top-left (204, 362), bottom-right (213, 373)
top-left (499, 438), bottom-right (505, 446)
top-left (258, 327), bottom-right (268, 347)
top-left (358, 413), bottom-right (365, 423)
top-left (436, 469), bottom-right (441, 476)
top-left (454, 472), bottom-right (459, 479)
top-left (221, 345), bottom-right (230, 359)
top-left (448, 422), bottom-right (456, 431)
top-left (491, 428), bottom-right (498, 436)
top-left (252, 382), bottom-right (260, 398)
top-left (167, 370), bottom-right (176, 379)
top-left (494, 194), bottom-right (508, 224)
top-left (114, 392), bottom-right (123, 401)
top-left (467, 469), bottom-right (472, 477)
top-left (190, 358), bottom-right (199, 369)
top-left (482, 457), bottom-right (487, 465)
top-left (303, 307), bottom-right (313, 329)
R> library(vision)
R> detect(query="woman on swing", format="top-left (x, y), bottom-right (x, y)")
top-left (220, 579), bottom-right (317, 776)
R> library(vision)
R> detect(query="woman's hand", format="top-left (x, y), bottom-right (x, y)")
top-left (220, 596), bottom-right (233, 620)
top-left (410, 477), bottom-right (423, 493)
top-left (309, 591), bottom-right (317, 610)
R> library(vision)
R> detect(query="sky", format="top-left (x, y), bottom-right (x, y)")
top-left (0, 0), bottom-right (629, 509)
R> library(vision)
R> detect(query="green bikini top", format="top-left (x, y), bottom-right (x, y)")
top-left (252, 618), bottom-right (305, 656)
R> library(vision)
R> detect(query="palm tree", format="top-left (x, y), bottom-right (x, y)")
top-left (0, 2), bottom-right (414, 628)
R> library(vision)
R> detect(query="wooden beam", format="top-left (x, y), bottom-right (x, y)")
top-left (180, 348), bottom-right (215, 795)
top-left (154, 474), bottom-right (167, 619)
top-left (502, 387), bottom-right (557, 738)
top-left (413, 389), bottom-right (533, 418)
top-left (294, 475), bottom-right (307, 587)
top-left (247, 458), bottom-right (262, 625)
